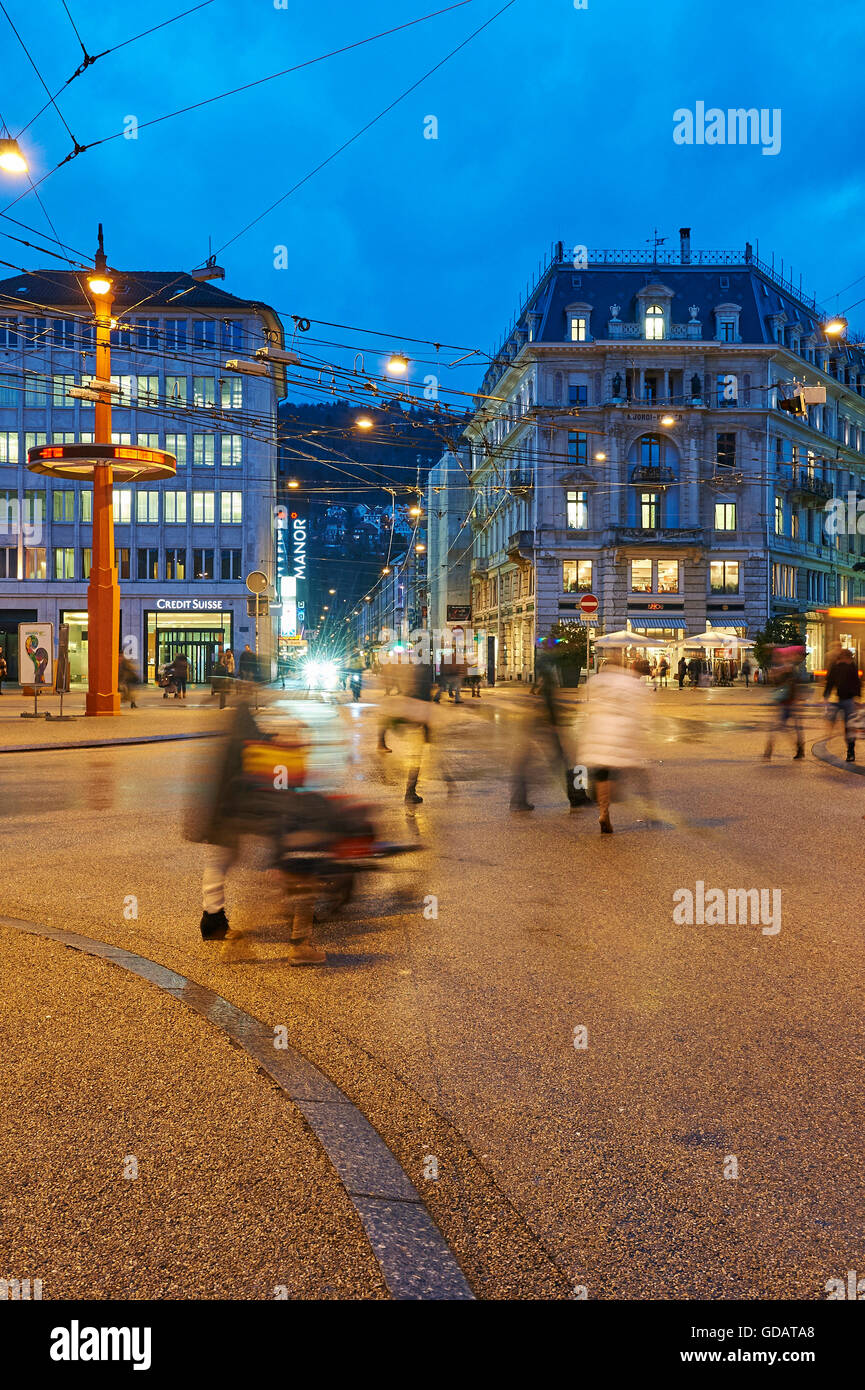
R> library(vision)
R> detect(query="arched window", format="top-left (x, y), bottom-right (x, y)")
top-left (640, 434), bottom-right (662, 467)
top-left (645, 303), bottom-right (665, 340)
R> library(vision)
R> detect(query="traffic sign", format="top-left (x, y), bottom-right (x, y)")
top-left (579, 593), bottom-right (599, 616)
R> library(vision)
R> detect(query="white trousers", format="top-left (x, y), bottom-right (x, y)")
top-left (202, 843), bottom-right (236, 912)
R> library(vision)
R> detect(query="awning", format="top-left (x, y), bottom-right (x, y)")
top-left (627, 616), bottom-right (687, 629)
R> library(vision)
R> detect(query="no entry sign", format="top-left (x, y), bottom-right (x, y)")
top-left (579, 593), bottom-right (599, 616)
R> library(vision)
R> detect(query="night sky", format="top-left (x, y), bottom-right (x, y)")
top-left (2, 0), bottom-right (865, 395)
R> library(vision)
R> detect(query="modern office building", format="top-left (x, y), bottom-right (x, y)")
top-left (0, 268), bottom-right (285, 682)
top-left (463, 231), bottom-right (865, 678)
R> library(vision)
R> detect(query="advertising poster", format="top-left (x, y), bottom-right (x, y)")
top-left (18, 622), bottom-right (54, 693)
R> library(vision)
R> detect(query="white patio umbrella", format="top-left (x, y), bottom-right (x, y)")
top-left (687, 629), bottom-right (739, 647)
top-left (594, 629), bottom-right (644, 647)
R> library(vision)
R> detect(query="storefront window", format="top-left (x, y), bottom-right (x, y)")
top-left (24, 546), bottom-right (46, 580)
top-left (710, 560), bottom-right (740, 594)
top-left (657, 560), bottom-right (679, 593)
top-left (630, 559), bottom-right (652, 592)
top-left (563, 559), bottom-right (592, 592)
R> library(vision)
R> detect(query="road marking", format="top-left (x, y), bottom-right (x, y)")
top-left (0, 915), bottom-right (474, 1302)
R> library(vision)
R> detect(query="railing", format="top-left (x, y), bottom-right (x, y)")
top-left (610, 526), bottom-right (707, 545)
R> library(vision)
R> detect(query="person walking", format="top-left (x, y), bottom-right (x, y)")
top-left (688, 655), bottom-right (701, 688)
top-left (224, 648), bottom-right (236, 677)
top-left (763, 646), bottom-right (806, 761)
top-left (238, 644), bottom-right (256, 682)
top-left (578, 655), bottom-right (651, 833)
top-left (677, 656), bottom-right (687, 690)
top-left (118, 653), bottom-right (139, 708)
top-left (657, 657), bottom-right (669, 688)
top-left (824, 646), bottom-right (861, 762)
top-left (741, 657), bottom-right (752, 687)
top-left (171, 651), bottom-right (190, 700)
top-left (510, 638), bottom-right (586, 813)
top-left (0, 650), bottom-right (7, 694)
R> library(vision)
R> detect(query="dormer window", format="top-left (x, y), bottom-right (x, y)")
top-left (719, 320), bottom-right (735, 342)
top-left (645, 304), bottom-right (665, 340)
top-left (569, 314), bottom-right (587, 342)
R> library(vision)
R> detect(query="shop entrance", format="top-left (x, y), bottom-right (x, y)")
top-left (0, 609), bottom-right (37, 681)
top-left (146, 611), bottom-right (233, 684)
top-left (59, 610), bottom-right (89, 685)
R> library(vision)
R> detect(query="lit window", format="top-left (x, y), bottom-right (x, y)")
top-left (714, 502), bottom-right (737, 530)
top-left (710, 560), bottom-right (740, 594)
top-left (775, 496), bottom-right (784, 534)
top-left (220, 491), bottom-right (242, 524)
top-left (640, 492), bottom-right (659, 528)
top-left (657, 560), bottom-right (679, 593)
top-left (193, 377), bottom-right (217, 408)
top-left (566, 489), bottom-right (587, 529)
top-left (165, 376), bottom-right (186, 403)
top-left (192, 491), bottom-right (215, 525)
top-left (164, 491), bottom-right (187, 525)
top-left (165, 433), bottom-right (187, 467)
top-left (136, 491), bottom-right (159, 524)
top-left (645, 304), bottom-right (665, 340)
top-left (220, 377), bottom-right (242, 409)
top-left (113, 489), bottom-right (132, 525)
top-left (193, 433), bottom-right (215, 467)
top-left (53, 546), bottom-right (74, 579)
top-left (563, 559), bottom-right (593, 592)
top-left (220, 434), bottom-right (242, 467)
top-left (630, 559), bottom-right (652, 592)
top-left (569, 315), bottom-right (587, 341)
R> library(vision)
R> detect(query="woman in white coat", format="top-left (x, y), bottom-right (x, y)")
top-left (579, 656), bottom-right (651, 833)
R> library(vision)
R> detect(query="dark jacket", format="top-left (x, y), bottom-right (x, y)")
top-left (171, 654), bottom-right (190, 679)
top-left (238, 650), bottom-right (257, 679)
top-left (824, 657), bottom-right (861, 702)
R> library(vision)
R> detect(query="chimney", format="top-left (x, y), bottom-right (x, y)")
top-left (679, 227), bottom-right (691, 264)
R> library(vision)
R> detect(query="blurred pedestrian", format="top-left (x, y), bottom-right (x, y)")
top-left (824, 646), bottom-right (861, 762)
top-left (348, 648), bottom-right (364, 702)
top-left (657, 656), bottom-right (669, 688)
top-left (688, 655), bottom-right (701, 688)
top-left (510, 638), bottom-right (585, 812)
top-left (763, 646), bottom-right (806, 761)
top-left (579, 656), bottom-right (652, 833)
top-left (118, 653), bottom-right (139, 708)
top-left (0, 650), bottom-right (7, 693)
top-left (238, 644), bottom-right (256, 682)
top-left (741, 657), bottom-right (752, 687)
top-left (224, 648), bottom-right (236, 677)
top-left (171, 651), bottom-right (190, 700)
top-left (677, 656), bottom-right (687, 690)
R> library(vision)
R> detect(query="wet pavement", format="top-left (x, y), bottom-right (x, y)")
top-left (1, 679), bottom-right (864, 1299)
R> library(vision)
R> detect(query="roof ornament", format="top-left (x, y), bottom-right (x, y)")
top-left (610, 303), bottom-right (620, 319)
top-left (688, 305), bottom-right (700, 321)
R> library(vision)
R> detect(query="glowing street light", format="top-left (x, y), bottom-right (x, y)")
top-left (355, 415), bottom-right (374, 430)
top-left (386, 352), bottom-right (409, 375)
top-left (328, 588), bottom-right (335, 594)
top-left (414, 542), bottom-right (426, 553)
top-left (287, 479), bottom-right (300, 489)
top-left (822, 317), bottom-right (848, 337)
top-left (660, 414), bottom-right (675, 427)
top-left (408, 505), bottom-right (422, 517)
top-left (595, 451), bottom-right (607, 461)
top-left (0, 137), bottom-right (27, 174)
top-left (382, 566), bottom-right (391, 575)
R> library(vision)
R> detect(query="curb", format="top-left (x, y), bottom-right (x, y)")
top-left (811, 737), bottom-right (865, 776)
top-left (0, 915), bottom-right (475, 1302)
top-left (0, 730), bottom-right (223, 755)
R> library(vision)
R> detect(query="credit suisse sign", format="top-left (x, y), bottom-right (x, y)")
top-left (156, 598), bottom-right (227, 611)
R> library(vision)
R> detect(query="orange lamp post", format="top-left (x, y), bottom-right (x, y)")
top-left (27, 227), bottom-right (176, 716)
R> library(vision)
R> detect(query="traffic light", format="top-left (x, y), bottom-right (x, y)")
top-left (778, 391), bottom-right (807, 417)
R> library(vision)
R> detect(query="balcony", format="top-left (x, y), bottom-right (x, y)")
top-left (629, 465), bottom-right (677, 486)
top-left (609, 526), bottom-right (707, 546)
top-left (789, 474), bottom-right (833, 503)
top-left (506, 530), bottom-right (534, 562)
top-left (508, 471), bottom-right (533, 497)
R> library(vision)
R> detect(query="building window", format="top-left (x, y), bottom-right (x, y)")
top-left (193, 376), bottom-right (217, 408)
top-left (640, 434), bottom-right (661, 467)
top-left (111, 433), bottom-right (132, 446)
top-left (137, 547), bottom-right (159, 581)
top-left (165, 548), bottom-right (186, 580)
top-left (110, 374), bottom-right (134, 404)
top-left (220, 376), bottom-right (242, 409)
top-left (0, 317), bottom-right (18, 348)
top-left (135, 319), bottom-right (159, 349)
top-left (164, 321), bottom-right (187, 350)
top-left (52, 490), bottom-right (74, 522)
top-left (0, 432), bottom-right (18, 463)
top-left (0, 374), bottom-right (16, 407)
top-left (775, 496), bottom-right (784, 534)
top-left (567, 431), bottom-right (588, 465)
top-left (716, 432), bottom-right (736, 468)
top-left (566, 489), bottom-right (588, 529)
top-left (640, 491), bottom-right (659, 528)
top-left (710, 560), bottom-right (740, 593)
top-left (192, 320), bottom-right (216, 349)
top-left (52, 318), bottom-right (76, 348)
top-left (0, 546), bottom-right (16, 578)
top-left (220, 548), bottom-right (242, 580)
top-left (563, 559), bottom-right (593, 592)
top-left (24, 547), bottom-right (47, 580)
top-left (568, 315), bottom-right (587, 342)
top-left (137, 375), bottom-right (159, 405)
top-left (81, 547), bottom-right (91, 579)
top-left (220, 434), bottom-right (242, 467)
top-left (193, 433), bottom-right (215, 466)
top-left (714, 502), bottom-right (737, 530)
top-left (192, 491), bottom-right (215, 524)
top-left (22, 317), bottom-right (46, 347)
top-left (567, 383), bottom-right (588, 406)
top-left (630, 558), bottom-right (653, 592)
top-left (165, 375), bottom-right (186, 403)
top-left (53, 547), bottom-right (74, 580)
top-left (25, 432), bottom-right (47, 454)
top-left (716, 373), bottom-right (738, 405)
top-left (657, 560), bottom-right (679, 593)
top-left (220, 320), bottom-right (242, 351)
top-left (52, 374), bottom-right (76, 408)
top-left (113, 489), bottom-right (132, 525)
top-left (78, 489), bottom-right (91, 524)
top-left (164, 491), bottom-right (187, 524)
top-left (719, 320), bottom-right (736, 342)
top-left (165, 433), bottom-right (187, 467)
top-left (24, 489), bottom-right (45, 528)
top-left (220, 491), bottom-right (242, 524)
top-left (193, 547), bottom-right (214, 578)
top-left (136, 491), bottom-right (159, 524)
top-left (137, 433), bottom-right (159, 449)
top-left (24, 372), bottom-right (45, 407)
top-left (118, 547), bottom-right (130, 580)
top-left (645, 303), bottom-right (665, 340)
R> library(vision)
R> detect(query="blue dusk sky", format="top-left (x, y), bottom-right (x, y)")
top-left (2, 0), bottom-right (864, 394)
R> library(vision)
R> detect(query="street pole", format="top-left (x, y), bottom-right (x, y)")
top-left (85, 226), bottom-right (120, 716)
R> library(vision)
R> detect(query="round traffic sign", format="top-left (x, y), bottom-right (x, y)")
top-left (579, 593), bottom-right (599, 616)
top-left (245, 570), bottom-right (269, 594)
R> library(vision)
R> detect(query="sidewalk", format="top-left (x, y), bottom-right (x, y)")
top-left (0, 684), bottom-right (230, 749)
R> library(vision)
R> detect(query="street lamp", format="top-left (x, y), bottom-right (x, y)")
top-left (595, 451), bottom-right (607, 461)
top-left (386, 353), bottom-right (409, 375)
top-left (822, 317), bottom-right (848, 338)
top-left (660, 414), bottom-right (675, 427)
top-left (0, 137), bottom-right (28, 174)
top-left (355, 415), bottom-right (374, 430)
top-left (287, 479), bottom-right (300, 489)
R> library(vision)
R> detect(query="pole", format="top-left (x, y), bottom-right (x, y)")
top-left (85, 226), bottom-right (120, 716)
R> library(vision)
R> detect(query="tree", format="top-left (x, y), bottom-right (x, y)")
top-left (753, 615), bottom-right (804, 672)
top-left (545, 622), bottom-right (587, 686)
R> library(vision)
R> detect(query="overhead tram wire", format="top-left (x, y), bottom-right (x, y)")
top-left (37, 2), bottom-right (476, 172)
top-left (215, 0), bottom-right (519, 254)
top-left (0, 0), bottom-right (81, 150)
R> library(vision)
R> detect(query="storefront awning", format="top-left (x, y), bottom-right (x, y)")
top-left (628, 616), bottom-right (686, 629)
